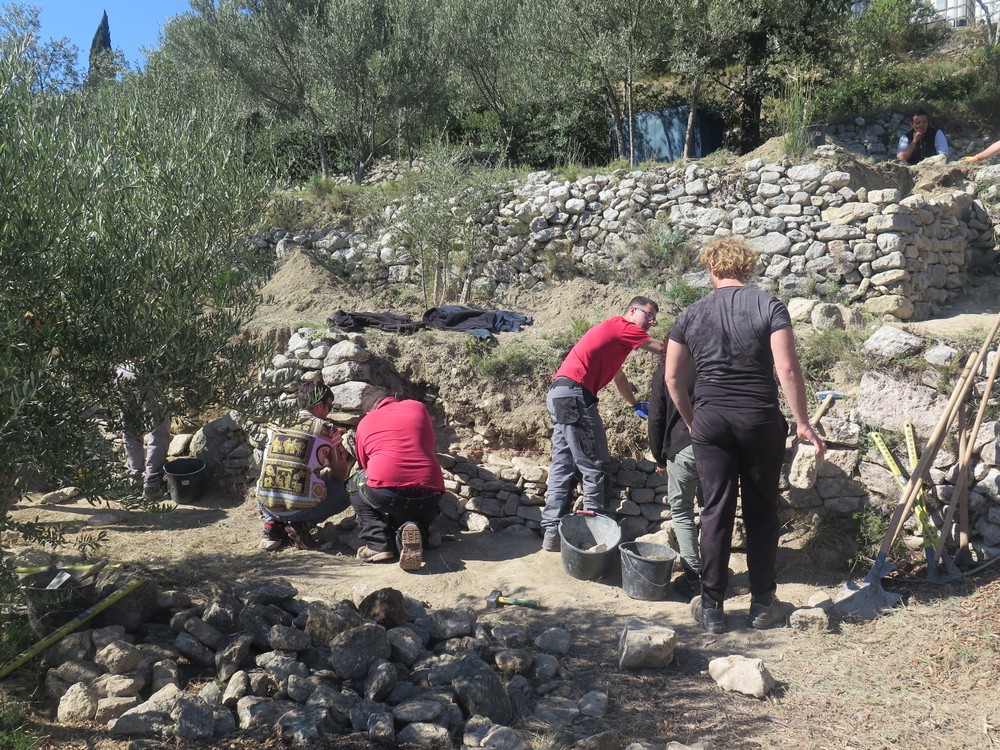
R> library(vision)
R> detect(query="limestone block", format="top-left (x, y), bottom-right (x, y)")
top-left (618, 618), bottom-right (677, 670)
top-left (708, 655), bottom-right (775, 698)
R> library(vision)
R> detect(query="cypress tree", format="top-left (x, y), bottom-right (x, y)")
top-left (86, 10), bottom-right (114, 86)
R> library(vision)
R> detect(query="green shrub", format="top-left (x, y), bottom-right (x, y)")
top-left (797, 326), bottom-right (870, 393)
top-left (642, 224), bottom-right (695, 273)
top-left (465, 340), bottom-right (556, 385)
top-left (0, 701), bottom-right (39, 750)
top-left (664, 280), bottom-right (709, 307)
top-left (775, 75), bottom-right (816, 160)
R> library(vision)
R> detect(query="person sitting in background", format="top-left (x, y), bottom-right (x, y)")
top-left (350, 395), bottom-right (444, 571)
top-left (257, 383), bottom-right (350, 551)
top-left (648, 338), bottom-right (702, 598)
top-left (963, 138), bottom-right (1000, 164)
top-left (896, 110), bottom-right (949, 165)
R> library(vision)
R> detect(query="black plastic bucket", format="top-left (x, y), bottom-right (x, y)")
top-left (164, 458), bottom-right (207, 504)
top-left (619, 541), bottom-right (677, 600)
top-left (21, 572), bottom-right (92, 636)
top-left (558, 513), bottom-right (621, 581)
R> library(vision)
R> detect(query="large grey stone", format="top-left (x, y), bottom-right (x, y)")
top-left (854, 372), bottom-right (947, 438)
top-left (863, 326), bottom-right (924, 359)
top-left (57, 682), bottom-right (98, 723)
top-left (452, 654), bottom-right (513, 724)
top-left (329, 623), bottom-right (391, 680)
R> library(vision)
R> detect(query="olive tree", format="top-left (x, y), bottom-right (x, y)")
top-left (0, 31), bottom-right (272, 586)
top-left (525, 0), bottom-right (672, 163)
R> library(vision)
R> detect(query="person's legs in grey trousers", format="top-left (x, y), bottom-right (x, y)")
top-left (144, 418), bottom-right (170, 486)
top-left (541, 384), bottom-right (609, 538)
top-left (666, 444), bottom-right (701, 578)
top-left (125, 417), bottom-right (170, 488)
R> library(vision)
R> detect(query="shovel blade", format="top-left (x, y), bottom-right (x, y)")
top-left (926, 549), bottom-right (962, 584)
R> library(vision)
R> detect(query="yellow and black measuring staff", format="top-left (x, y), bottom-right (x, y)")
top-left (870, 429), bottom-right (951, 573)
top-left (0, 578), bottom-right (145, 680)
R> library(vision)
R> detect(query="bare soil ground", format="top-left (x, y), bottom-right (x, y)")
top-left (6, 255), bottom-right (1000, 749)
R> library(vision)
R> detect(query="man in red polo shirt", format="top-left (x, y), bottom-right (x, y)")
top-left (350, 395), bottom-right (444, 570)
top-left (541, 296), bottom-right (663, 551)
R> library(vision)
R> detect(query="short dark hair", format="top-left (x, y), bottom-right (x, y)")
top-left (626, 296), bottom-right (659, 314)
top-left (913, 109), bottom-right (928, 118)
top-left (297, 382), bottom-right (333, 410)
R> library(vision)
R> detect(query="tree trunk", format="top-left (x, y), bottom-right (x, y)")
top-left (684, 79), bottom-right (702, 160)
top-left (739, 64), bottom-right (763, 154)
top-left (353, 142), bottom-right (370, 185)
top-left (611, 114), bottom-right (626, 162)
top-left (974, 0), bottom-right (997, 44)
top-left (315, 133), bottom-right (330, 180)
top-left (627, 73), bottom-right (635, 166)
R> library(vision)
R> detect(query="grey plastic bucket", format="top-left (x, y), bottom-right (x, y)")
top-left (164, 458), bottom-right (207, 504)
top-left (619, 541), bottom-right (677, 600)
top-left (558, 513), bottom-right (621, 581)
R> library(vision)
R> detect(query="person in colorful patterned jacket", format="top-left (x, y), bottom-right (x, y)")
top-left (257, 383), bottom-right (350, 550)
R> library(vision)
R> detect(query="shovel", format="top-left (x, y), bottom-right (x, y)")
top-left (834, 346), bottom-right (989, 619)
top-left (929, 333), bottom-right (1000, 582)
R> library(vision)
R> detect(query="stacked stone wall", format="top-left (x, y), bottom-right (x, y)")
top-left (254, 146), bottom-right (997, 321)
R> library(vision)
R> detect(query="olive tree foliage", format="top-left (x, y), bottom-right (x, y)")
top-left (172, 0), bottom-right (448, 183)
top-left (388, 145), bottom-right (510, 306)
top-left (0, 3), bottom-right (79, 91)
top-left (179, 0), bottom-right (337, 178)
top-left (524, 0), bottom-right (672, 164)
top-left (313, 0), bottom-right (449, 183)
top-left (0, 30), bottom-right (272, 582)
top-left (666, 0), bottom-right (851, 153)
top-left (437, 0), bottom-right (541, 160)
top-left (847, 0), bottom-right (938, 67)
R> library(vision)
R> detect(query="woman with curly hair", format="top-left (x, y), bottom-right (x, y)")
top-left (664, 237), bottom-right (825, 634)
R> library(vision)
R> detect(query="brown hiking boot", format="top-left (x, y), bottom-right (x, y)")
top-left (286, 522), bottom-right (317, 550)
top-left (398, 522), bottom-right (424, 571)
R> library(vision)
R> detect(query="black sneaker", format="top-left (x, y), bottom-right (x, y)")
top-left (748, 596), bottom-right (787, 630)
top-left (691, 595), bottom-right (726, 634)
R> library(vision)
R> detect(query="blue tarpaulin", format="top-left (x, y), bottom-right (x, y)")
top-left (613, 106), bottom-right (724, 164)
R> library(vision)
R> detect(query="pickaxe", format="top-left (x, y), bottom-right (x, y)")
top-left (486, 590), bottom-right (539, 609)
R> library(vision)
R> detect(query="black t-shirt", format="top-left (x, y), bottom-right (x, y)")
top-left (669, 285), bottom-right (791, 409)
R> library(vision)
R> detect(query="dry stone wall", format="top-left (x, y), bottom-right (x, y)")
top-left (254, 146), bottom-right (997, 322)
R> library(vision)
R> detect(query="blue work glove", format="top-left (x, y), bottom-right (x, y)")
top-left (632, 401), bottom-right (649, 420)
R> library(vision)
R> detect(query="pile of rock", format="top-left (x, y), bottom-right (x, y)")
top-left (44, 578), bottom-right (614, 746)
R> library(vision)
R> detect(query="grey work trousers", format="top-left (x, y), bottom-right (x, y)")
top-left (124, 417), bottom-right (170, 488)
top-left (666, 444), bottom-right (701, 578)
top-left (541, 381), bottom-right (610, 534)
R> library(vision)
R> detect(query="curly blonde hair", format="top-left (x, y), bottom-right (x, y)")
top-left (699, 237), bottom-right (759, 282)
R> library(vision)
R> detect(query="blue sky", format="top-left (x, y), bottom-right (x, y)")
top-left (36, 0), bottom-right (192, 71)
